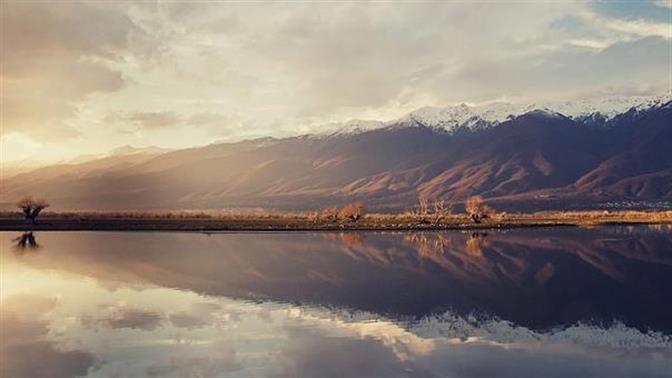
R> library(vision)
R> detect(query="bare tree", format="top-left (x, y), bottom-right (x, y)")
top-left (17, 196), bottom-right (49, 225)
top-left (338, 202), bottom-right (366, 222)
top-left (412, 198), bottom-right (451, 225)
top-left (465, 196), bottom-right (493, 224)
top-left (414, 198), bottom-right (430, 223)
top-left (432, 200), bottom-right (451, 225)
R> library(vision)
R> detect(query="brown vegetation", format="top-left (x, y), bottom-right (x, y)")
top-left (410, 198), bottom-right (452, 225)
top-left (465, 196), bottom-right (494, 224)
top-left (317, 202), bottom-right (366, 223)
top-left (338, 202), bottom-right (366, 222)
top-left (0, 206), bottom-right (670, 231)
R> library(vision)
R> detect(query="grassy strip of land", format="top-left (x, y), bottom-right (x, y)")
top-left (1, 210), bottom-right (671, 232)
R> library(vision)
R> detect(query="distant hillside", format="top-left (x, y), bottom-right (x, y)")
top-left (2, 99), bottom-right (671, 211)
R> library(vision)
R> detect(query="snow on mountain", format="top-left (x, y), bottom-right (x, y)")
top-left (323, 93), bottom-right (671, 136)
top-left (403, 93), bottom-right (671, 133)
top-left (315, 119), bottom-right (385, 138)
top-left (540, 92), bottom-right (672, 119)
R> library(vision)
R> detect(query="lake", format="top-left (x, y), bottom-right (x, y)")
top-left (2, 226), bottom-right (671, 377)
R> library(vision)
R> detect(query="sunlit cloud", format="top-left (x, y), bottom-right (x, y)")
top-left (1, 1), bottom-right (670, 163)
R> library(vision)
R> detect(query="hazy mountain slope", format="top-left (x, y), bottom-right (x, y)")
top-left (1, 101), bottom-right (670, 211)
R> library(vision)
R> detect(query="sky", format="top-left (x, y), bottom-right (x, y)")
top-left (1, 0), bottom-right (671, 164)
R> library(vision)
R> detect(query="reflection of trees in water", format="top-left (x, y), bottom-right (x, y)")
top-left (403, 233), bottom-right (454, 257)
top-left (466, 232), bottom-right (490, 256)
top-left (12, 232), bottom-right (40, 255)
top-left (403, 232), bottom-right (490, 257)
top-left (321, 229), bottom-right (672, 289)
top-left (400, 231), bottom-right (534, 284)
top-left (337, 232), bottom-right (366, 249)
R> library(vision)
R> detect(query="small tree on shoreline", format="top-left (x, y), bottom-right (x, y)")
top-left (432, 200), bottom-right (451, 225)
top-left (412, 198), bottom-right (451, 225)
top-left (17, 196), bottom-right (49, 225)
top-left (465, 196), bottom-right (493, 224)
top-left (338, 202), bottom-right (366, 222)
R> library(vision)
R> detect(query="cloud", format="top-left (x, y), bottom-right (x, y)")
top-left (654, 0), bottom-right (672, 9)
top-left (436, 36), bottom-right (671, 102)
top-left (106, 111), bottom-right (182, 130)
top-left (2, 1), bottom-right (670, 163)
top-left (0, 1), bottom-right (151, 138)
top-left (577, 8), bottom-right (672, 39)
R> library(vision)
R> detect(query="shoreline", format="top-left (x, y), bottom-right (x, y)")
top-left (1, 211), bottom-right (671, 232)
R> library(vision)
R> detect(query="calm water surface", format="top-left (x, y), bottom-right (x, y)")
top-left (1, 226), bottom-right (671, 377)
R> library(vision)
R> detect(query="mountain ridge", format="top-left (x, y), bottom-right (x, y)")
top-left (320, 92), bottom-right (671, 137)
top-left (2, 96), bottom-right (671, 211)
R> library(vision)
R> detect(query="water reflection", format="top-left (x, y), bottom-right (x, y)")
top-left (0, 293), bottom-right (96, 378)
top-left (1, 227), bottom-right (671, 377)
top-left (12, 231), bottom-right (40, 254)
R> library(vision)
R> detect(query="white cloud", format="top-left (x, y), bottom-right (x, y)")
top-left (1, 1), bottom-right (670, 163)
top-left (654, 0), bottom-right (672, 9)
top-left (576, 9), bottom-right (672, 39)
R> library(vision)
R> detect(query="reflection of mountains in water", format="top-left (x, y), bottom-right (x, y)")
top-left (4, 226), bottom-right (672, 332)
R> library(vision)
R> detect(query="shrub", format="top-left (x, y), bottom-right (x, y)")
top-left (465, 196), bottom-right (493, 224)
top-left (338, 202), bottom-right (366, 222)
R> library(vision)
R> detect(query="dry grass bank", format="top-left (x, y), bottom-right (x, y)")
top-left (0, 209), bottom-right (670, 231)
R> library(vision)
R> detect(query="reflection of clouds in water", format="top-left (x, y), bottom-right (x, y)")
top-left (272, 309), bottom-right (672, 378)
top-left (145, 340), bottom-right (242, 377)
top-left (1, 291), bottom-right (57, 315)
top-left (0, 293), bottom-right (98, 378)
top-left (81, 301), bottom-right (235, 331)
top-left (284, 307), bottom-right (437, 361)
top-left (82, 304), bottom-right (165, 331)
top-left (1, 285), bottom-right (670, 378)
top-left (271, 326), bottom-right (429, 378)
top-left (2, 230), bottom-right (672, 377)
top-left (169, 302), bottom-right (221, 329)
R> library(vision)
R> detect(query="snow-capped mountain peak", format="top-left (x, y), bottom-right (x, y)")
top-left (318, 92), bottom-right (671, 137)
top-left (396, 92), bottom-right (671, 133)
top-left (314, 119), bottom-right (385, 138)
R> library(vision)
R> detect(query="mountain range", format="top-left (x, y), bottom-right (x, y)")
top-left (2, 94), bottom-right (671, 211)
